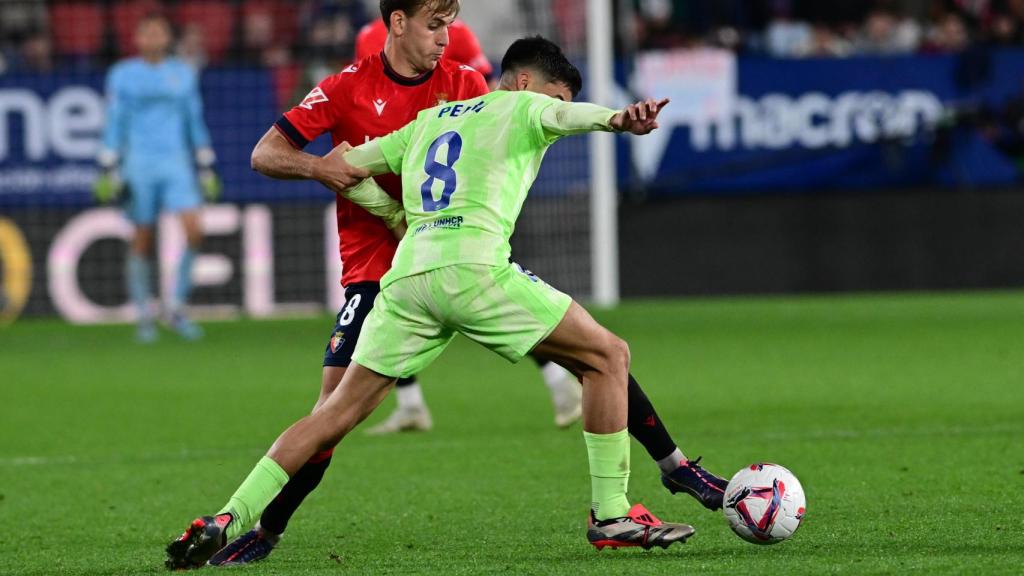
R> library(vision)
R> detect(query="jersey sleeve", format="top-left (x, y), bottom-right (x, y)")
top-left (343, 139), bottom-right (392, 176)
top-left (100, 65), bottom-right (126, 157)
top-left (375, 119), bottom-right (418, 175)
top-left (525, 94), bottom-right (617, 146)
top-left (184, 67), bottom-right (213, 151)
top-left (337, 134), bottom-right (406, 228)
top-left (274, 73), bottom-right (347, 149)
top-left (338, 178), bottom-right (405, 229)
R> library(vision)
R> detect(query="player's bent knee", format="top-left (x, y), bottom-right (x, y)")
top-left (590, 333), bottom-right (630, 378)
top-left (614, 336), bottom-right (631, 372)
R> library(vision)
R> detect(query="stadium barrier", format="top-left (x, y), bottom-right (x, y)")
top-left (620, 187), bottom-right (1024, 297)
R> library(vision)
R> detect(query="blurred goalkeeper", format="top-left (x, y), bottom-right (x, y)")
top-left (95, 13), bottom-right (221, 342)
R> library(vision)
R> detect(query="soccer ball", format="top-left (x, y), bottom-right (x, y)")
top-left (723, 463), bottom-right (806, 545)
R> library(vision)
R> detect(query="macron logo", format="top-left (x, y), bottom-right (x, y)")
top-left (373, 98), bottom-right (388, 116)
top-left (299, 87), bottom-right (329, 110)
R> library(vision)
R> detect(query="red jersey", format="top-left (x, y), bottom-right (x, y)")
top-left (275, 53), bottom-right (488, 286)
top-left (355, 19), bottom-right (494, 79)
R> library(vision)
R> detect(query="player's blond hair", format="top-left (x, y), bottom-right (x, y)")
top-left (380, 0), bottom-right (461, 28)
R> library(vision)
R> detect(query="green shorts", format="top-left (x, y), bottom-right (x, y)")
top-left (352, 263), bottom-right (572, 378)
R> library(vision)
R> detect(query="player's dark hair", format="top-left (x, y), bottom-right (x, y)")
top-left (380, 0), bottom-right (460, 28)
top-left (500, 36), bottom-right (583, 98)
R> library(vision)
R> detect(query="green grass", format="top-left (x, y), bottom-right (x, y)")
top-left (2, 292), bottom-right (1023, 575)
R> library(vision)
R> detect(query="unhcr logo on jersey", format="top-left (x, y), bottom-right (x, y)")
top-left (414, 215), bottom-right (464, 235)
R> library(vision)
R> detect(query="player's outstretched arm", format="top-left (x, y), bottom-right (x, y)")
top-left (609, 98), bottom-right (670, 136)
top-left (251, 128), bottom-right (371, 195)
top-left (538, 98), bottom-right (669, 139)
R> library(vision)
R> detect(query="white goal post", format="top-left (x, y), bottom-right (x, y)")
top-left (587, 0), bottom-right (620, 307)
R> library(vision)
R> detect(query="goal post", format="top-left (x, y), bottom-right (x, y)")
top-left (587, 0), bottom-right (620, 307)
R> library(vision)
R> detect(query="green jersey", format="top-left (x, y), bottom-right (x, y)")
top-left (362, 90), bottom-right (616, 287)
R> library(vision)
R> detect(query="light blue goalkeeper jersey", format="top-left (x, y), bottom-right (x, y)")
top-left (101, 57), bottom-right (211, 165)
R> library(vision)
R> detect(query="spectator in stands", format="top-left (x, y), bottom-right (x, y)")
top-left (0, 0), bottom-right (46, 42)
top-left (764, 1), bottom-right (813, 57)
top-left (634, 0), bottom-right (689, 50)
top-left (177, 23), bottom-right (209, 69)
top-left (990, 11), bottom-right (1023, 42)
top-left (0, 0), bottom-right (47, 74)
top-left (18, 30), bottom-right (55, 73)
top-left (295, 0), bottom-right (367, 80)
top-left (988, 0), bottom-right (1024, 43)
top-left (856, 7), bottom-right (922, 54)
top-left (808, 23), bottom-right (855, 57)
top-left (240, 3), bottom-right (292, 68)
top-left (924, 11), bottom-right (972, 51)
top-left (706, 25), bottom-right (745, 52)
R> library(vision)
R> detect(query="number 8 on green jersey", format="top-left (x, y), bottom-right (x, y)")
top-left (351, 90), bottom-right (618, 377)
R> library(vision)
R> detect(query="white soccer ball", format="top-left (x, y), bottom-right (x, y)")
top-left (723, 463), bottom-right (806, 545)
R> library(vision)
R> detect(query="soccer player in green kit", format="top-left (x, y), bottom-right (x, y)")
top-left (166, 37), bottom-right (710, 568)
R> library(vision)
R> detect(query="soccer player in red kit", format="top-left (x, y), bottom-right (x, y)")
top-left (200, 0), bottom-right (579, 566)
top-left (353, 11), bottom-right (577, 436)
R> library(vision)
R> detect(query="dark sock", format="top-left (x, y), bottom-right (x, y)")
top-left (258, 449), bottom-right (334, 536)
top-left (627, 374), bottom-right (677, 462)
top-left (395, 376), bottom-right (416, 388)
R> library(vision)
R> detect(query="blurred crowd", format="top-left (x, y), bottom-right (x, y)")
top-left (631, 0), bottom-right (1024, 56)
top-left (0, 0), bottom-right (371, 74)
top-left (4, 0), bottom-right (1024, 77)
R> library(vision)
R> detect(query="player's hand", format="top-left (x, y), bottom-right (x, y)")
top-left (93, 169), bottom-right (123, 204)
top-left (316, 141), bottom-right (371, 193)
top-left (199, 168), bottom-right (223, 202)
top-left (610, 98), bottom-right (670, 136)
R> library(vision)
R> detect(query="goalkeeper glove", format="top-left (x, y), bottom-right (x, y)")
top-left (195, 147), bottom-right (221, 202)
top-left (93, 169), bottom-right (123, 204)
top-left (198, 168), bottom-right (223, 202)
top-left (94, 149), bottom-right (123, 204)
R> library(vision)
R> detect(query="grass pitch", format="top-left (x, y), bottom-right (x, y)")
top-left (2, 292), bottom-right (1023, 575)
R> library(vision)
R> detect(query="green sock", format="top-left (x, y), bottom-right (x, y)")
top-left (584, 428), bottom-right (631, 521)
top-left (217, 456), bottom-right (290, 540)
